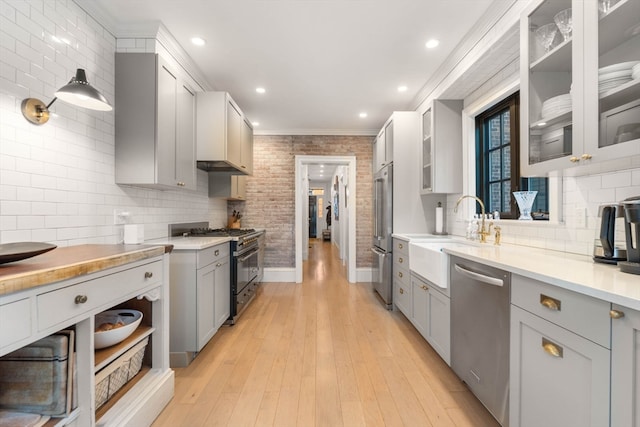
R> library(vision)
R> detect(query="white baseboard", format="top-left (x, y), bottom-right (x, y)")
top-left (356, 268), bottom-right (373, 283)
top-left (262, 268), bottom-right (296, 283)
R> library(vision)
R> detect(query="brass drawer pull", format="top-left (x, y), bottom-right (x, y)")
top-left (74, 295), bottom-right (88, 304)
top-left (540, 294), bottom-right (561, 311)
top-left (144, 272), bottom-right (153, 279)
top-left (398, 243), bottom-right (404, 249)
top-left (542, 338), bottom-right (563, 358)
top-left (398, 272), bottom-right (403, 278)
top-left (215, 250), bottom-right (220, 256)
top-left (398, 257), bottom-right (403, 264)
top-left (399, 288), bottom-right (404, 294)
top-left (610, 310), bottom-right (625, 319)
top-left (421, 285), bottom-right (428, 291)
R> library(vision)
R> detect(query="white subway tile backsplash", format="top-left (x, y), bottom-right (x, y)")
top-left (17, 215), bottom-right (44, 229)
top-left (602, 171), bottom-right (631, 188)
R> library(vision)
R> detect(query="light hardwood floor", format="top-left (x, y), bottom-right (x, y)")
top-left (152, 239), bottom-right (499, 427)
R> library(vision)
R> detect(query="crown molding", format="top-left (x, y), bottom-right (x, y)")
top-left (73, 0), bottom-right (213, 92)
top-left (411, 0), bottom-right (526, 108)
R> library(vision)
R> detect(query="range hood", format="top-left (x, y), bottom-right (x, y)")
top-left (196, 160), bottom-right (248, 174)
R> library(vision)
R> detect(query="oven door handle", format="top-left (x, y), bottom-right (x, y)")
top-left (238, 248), bottom-right (259, 262)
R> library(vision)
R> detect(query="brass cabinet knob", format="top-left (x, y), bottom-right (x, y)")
top-left (398, 243), bottom-right (404, 249)
top-left (74, 295), bottom-right (88, 304)
top-left (215, 250), bottom-right (220, 256)
top-left (610, 310), bottom-right (625, 319)
top-left (399, 288), bottom-right (404, 294)
top-left (144, 271), bottom-right (153, 279)
top-left (398, 272), bottom-right (403, 278)
top-left (542, 338), bottom-right (563, 358)
top-left (569, 156), bottom-right (580, 163)
top-left (399, 257), bottom-right (403, 263)
top-left (581, 153), bottom-right (592, 160)
top-left (421, 285), bottom-right (428, 291)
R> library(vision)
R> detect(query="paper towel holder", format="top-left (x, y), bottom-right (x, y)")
top-left (433, 201), bottom-right (449, 235)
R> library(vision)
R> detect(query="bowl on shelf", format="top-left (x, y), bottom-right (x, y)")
top-left (94, 309), bottom-right (143, 349)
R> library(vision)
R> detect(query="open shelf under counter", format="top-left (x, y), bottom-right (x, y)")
top-left (95, 325), bottom-right (154, 372)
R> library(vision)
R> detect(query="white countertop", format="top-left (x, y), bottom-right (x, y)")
top-left (442, 242), bottom-right (640, 311)
top-left (145, 236), bottom-right (231, 250)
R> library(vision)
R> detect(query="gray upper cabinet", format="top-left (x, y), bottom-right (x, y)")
top-left (196, 92), bottom-right (253, 175)
top-left (115, 53), bottom-right (196, 190)
top-left (420, 99), bottom-right (463, 194)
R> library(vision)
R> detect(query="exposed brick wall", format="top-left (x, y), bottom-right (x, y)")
top-left (229, 135), bottom-right (374, 269)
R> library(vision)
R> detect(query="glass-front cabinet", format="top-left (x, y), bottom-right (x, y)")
top-left (420, 100), bottom-right (463, 194)
top-left (586, 0), bottom-right (640, 161)
top-left (521, 0), bottom-right (640, 176)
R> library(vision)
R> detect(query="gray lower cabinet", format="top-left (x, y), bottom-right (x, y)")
top-left (611, 304), bottom-right (640, 427)
top-left (393, 239), bottom-right (411, 316)
top-left (411, 273), bottom-right (450, 365)
top-left (115, 53), bottom-right (196, 190)
top-left (510, 275), bottom-right (611, 427)
top-left (169, 243), bottom-right (230, 367)
top-left (392, 238), bottom-right (451, 364)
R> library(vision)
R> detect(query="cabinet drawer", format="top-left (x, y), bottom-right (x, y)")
top-left (394, 265), bottom-right (409, 286)
top-left (0, 298), bottom-right (32, 352)
top-left (394, 277), bottom-right (411, 316)
top-left (37, 261), bottom-right (162, 330)
top-left (394, 239), bottom-right (409, 256)
top-left (511, 275), bottom-right (610, 348)
top-left (197, 243), bottom-right (230, 269)
top-left (393, 251), bottom-right (408, 269)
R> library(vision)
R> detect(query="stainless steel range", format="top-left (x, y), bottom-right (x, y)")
top-left (170, 222), bottom-right (263, 324)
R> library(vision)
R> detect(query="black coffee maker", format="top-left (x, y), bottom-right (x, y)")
top-left (620, 196), bottom-right (640, 275)
top-left (593, 203), bottom-right (626, 264)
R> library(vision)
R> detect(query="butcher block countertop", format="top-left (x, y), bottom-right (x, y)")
top-left (0, 244), bottom-right (172, 296)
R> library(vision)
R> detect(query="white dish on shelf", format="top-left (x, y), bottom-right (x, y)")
top-left (599, 69), bottom-right (633, 81)
top-left (599, 61), bottom-right (640, 75)
top-left (94, 309), bottom-right (143, 349)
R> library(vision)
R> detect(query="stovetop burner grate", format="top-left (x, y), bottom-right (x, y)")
top-left (189, 228), bottom-right (256, 237)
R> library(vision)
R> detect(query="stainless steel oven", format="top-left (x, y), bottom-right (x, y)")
top-left (232, 234), bottom-right (260, 321)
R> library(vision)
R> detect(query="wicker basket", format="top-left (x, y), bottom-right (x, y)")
top-left (95, 337), bottom-right (148, 409)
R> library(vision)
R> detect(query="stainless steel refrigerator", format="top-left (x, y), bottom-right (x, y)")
top-left (371, 163), bottom-right (393, 309)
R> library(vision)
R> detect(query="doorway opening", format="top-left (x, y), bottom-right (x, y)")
top-left (295, 155), bottom-right (357, 283)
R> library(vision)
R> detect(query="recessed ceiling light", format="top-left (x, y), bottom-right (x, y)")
top-left (191, 37), bottom-right (206, 46)
top-left (252, 122), bottom-right (260, 126)
top-left (425, 39), bottom-right (440, 49)
top-left (398, 85), bottom-right (408, 92)
top-left (256, 87), bottom-right (266, 94)
top-left (359, 112), bottom-right (368, 118)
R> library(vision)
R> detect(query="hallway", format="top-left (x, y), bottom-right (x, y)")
top-left (152, 239), bottom-right (498, 426)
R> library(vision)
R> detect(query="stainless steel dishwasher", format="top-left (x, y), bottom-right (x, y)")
top-left (450, 255), bottom-right (511, 426)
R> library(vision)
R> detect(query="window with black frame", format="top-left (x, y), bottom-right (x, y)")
top-left (476, 92), bottom-right (549, 220)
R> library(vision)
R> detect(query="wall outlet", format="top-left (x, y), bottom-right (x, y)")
top-left (113, 209), bottom-right (130, 225)
top-left (575, 207), bottom-right (587, 228)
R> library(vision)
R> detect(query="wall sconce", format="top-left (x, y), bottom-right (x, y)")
top-left (21, 68), bottom-right (112, 125)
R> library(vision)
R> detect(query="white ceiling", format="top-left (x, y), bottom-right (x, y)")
top-left (88, 0), bottom-right (504, 134)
